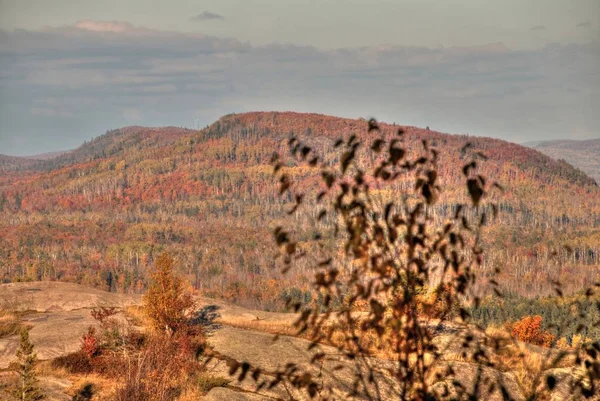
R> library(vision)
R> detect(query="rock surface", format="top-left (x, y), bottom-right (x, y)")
top-left (203, 387), bottom-right (271, 401)
top-left (0, 282), bottom-right (138, 369)
top-left (0, 281), bottom-right (140, 312)
top-left (1, 282), bottom-right (593, 400)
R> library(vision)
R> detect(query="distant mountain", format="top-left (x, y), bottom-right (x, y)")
top-left (23, 150), bottom-right (72, 161)
top-left (0, 112), bottom-right (598, 310)
top-left (0, 154), bottom-right (38, 171)
top-left (0, 126), bottom-right (195, 173)
top-left (525, 138), bottom-right (600, 184)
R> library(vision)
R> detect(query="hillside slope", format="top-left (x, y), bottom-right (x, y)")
top-left (0, 154), bottom-right (39, 172)
top-left (525, 138), bottom-right (600, 183)
top-left (0, 112), bottom-right (598, 309)
top-left (0, 126), bottom-right (196, 174)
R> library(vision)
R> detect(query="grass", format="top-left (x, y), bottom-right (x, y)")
top-left (484, 325), bottom-right (580, 399)
top-left (176, 374), bottom-right (230, 401)
top-left (0, 310), bottom-right (24, 339)
top-left (195, 373), bottom-right (230, 393)
top-left (123, 305), bottom-right (153, 329)
top-left (35, 359), bottom-right (120, 401)
top-left (223, 319), bottom-right (298, 337)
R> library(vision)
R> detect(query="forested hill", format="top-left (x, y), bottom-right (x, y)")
top-left (0, 154), bottom-right (38, 171)
top-left (0, 126), bottom-right (195, 174)
top-left (1, 112), bottom-right (598, 310)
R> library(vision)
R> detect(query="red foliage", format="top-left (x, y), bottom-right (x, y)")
top-left (81, 326), bottom-right (99, 358)
top-left (91, 307), bottom-right (117, 324)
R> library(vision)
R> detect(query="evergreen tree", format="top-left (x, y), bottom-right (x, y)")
top-left (11, 328), bottom-right (44, 401)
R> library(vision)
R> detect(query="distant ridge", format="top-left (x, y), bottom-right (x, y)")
top-left (525, 138), bottom-right (600, 183)
top-left (0, 154), bottom-right (39, 171)
top-left (23, 150), bottom-right (73, 161)
top-left (0, 126), bottom-right (196, 173)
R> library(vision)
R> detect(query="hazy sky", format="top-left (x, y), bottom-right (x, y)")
top-left (0, 0), bottom-right (599, 155)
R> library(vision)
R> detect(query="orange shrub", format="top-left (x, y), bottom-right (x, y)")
top-left (511, 315), bottom-right (555, 347)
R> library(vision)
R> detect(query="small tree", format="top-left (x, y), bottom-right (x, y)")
top-left (143, 253), bottom-right (195, 334)
top-left (11, 328), bottom-right (44, 401)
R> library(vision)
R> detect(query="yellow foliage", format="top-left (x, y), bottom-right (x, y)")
top-left (143, 253), bottom-right (195, 334)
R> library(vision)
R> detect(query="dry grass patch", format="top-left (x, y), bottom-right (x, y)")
top-left (34, 359), bottom-right (117, 400)
top-left (123, 305), bottom-right (152, 329)
top-left (223, 319), bottom-right (298, 337)
top-left (0, 310), bottom-right (25, 339)
top-left (195, 373), bottom-right (230, 393)
top-left (35, 359), bottom-right (69, 377)
top-left (484, 325), bottom-right (580, 399)
top-left (68, 374), bottom-right (120, 400)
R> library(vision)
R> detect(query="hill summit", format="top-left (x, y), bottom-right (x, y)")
top-left (0, 112), bottom-right (598, 310)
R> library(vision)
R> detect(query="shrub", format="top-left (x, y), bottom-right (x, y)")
top-left (113, 332), bottom-right (201, 401)
top-left (415, 284), bottom-right (460, 319)
top-left (511, 315), bottom-right (555, 347)
top-left (80, 326), bottom-right (99, 358)
top-left (89, 353), bottom-right (129, 378)
top-left (226, 119), bottom-right (504, 399)
top-left (90, 307), bottom-right (117, 324)
top-left (51, 351), bottom-right (92, 374)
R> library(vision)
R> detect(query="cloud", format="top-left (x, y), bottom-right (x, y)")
top-left (531, 25), bottom-right (546, 31)
top-left (0, 20), bottom-right (599, 155)
top-left (577, 22), bottom-right (592, 28)
top-left (74, 19), bottom-right (135, 33)
top-left (190, 11), bottom-right (225, 21)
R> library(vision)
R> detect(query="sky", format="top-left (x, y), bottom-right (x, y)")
top-left (0, 0), bottom-right (599, 155)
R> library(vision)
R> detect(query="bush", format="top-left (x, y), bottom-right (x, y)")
top-left (511, 315), bottom-right (555, 347)
top-left (233, 120), bottom-right (504, 399)
top-left (112, 329), bottom-right (206, 401)
top-left (89, 354), bottom-right (129, 378)
top-left (81, 326), bottom-right (99, 358)
top-left (415, 284), bottom-right (460, 319)
top-left (51, 351), bottom-right (92, 374)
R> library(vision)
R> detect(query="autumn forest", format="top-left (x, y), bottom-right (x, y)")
top-left (0, 112), bottom-right (598, 333)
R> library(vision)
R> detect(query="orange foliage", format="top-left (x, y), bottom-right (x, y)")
top-left (143, 253), bottom-right (195, 334)
top-left (511, 315), bottom-right (555, 347)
